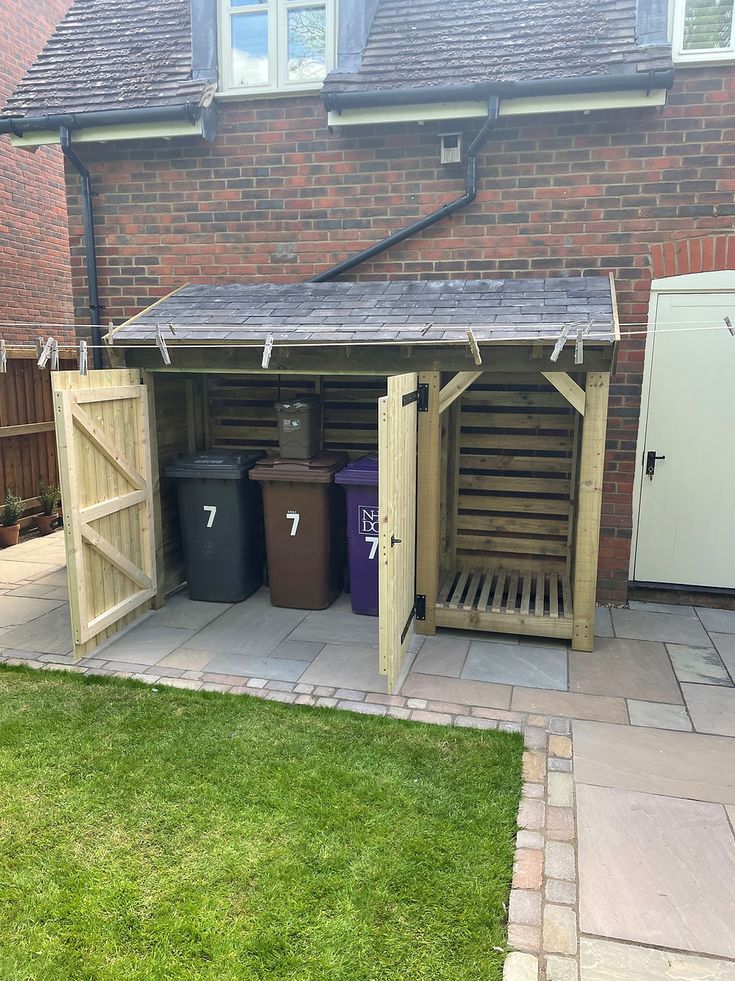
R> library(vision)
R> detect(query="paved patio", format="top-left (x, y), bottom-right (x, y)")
top-left (1, 533), bottom-right (735, 980)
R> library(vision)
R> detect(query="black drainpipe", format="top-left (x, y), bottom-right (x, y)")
top-left (310, 97), bottom-right (500, 282)
top-left (59, 126), bottom-right (104, 369)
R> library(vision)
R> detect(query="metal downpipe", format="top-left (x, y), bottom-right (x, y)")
top-left (310, 97), bottom-right (500, 282)
top-left (59, 126), bottom-right (103, 369)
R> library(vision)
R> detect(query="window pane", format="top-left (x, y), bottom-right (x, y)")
top-left (683, 0), bottom-right (733, 49)
top-left (231, 12), bottom-right (268, 85)
top-left (287, 6), bottom-right (327, 82)
top-left (231, 0), bottom-right (262, 6)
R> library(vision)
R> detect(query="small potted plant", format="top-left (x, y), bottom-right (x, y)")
top-left (37, 481), bottom-right (61, 536)
top-left (0, 490), bottom-right (24, 548)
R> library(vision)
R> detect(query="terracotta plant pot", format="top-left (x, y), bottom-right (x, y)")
top-left (0, 524), bottom-right (20, 548)
top-left (36, 513), bottom-right (58, 537)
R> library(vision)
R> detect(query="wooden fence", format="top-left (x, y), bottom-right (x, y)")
top-left (0, 355), bottom-right (74, 522)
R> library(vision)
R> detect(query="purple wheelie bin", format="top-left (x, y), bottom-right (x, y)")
top-left (334, 456), bottom-right (379, 616)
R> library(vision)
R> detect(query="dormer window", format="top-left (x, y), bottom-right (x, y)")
top-left (673, 0), bottom-right (735, 61)
top-left (219, 0), bottom-right (336, 94)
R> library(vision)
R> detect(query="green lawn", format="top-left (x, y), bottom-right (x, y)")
top-left (0, 666), bottom-right (522, 981)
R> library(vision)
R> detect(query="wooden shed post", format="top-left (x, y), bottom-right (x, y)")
top-left (415, 370), bottom-right (441, 635)
top-left (572, 372), bottom-right (610, 651)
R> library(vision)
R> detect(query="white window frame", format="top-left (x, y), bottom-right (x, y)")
top-left (671, 0), bottom-right (735, 63)
top-left (218, 0), bottom-right (336, 96)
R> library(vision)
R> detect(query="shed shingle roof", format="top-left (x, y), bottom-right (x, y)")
top-left (323, 0), bottom-right (671, 95)
top-left (3, 0), bottom-right (207, 118)
top-left (114, 277), bottom-right (616, 346)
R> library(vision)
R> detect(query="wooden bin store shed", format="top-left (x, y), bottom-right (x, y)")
top-left (52, 276), bottom-right (618, 690)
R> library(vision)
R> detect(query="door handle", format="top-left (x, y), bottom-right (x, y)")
top-left (645, 450), bottom-right (666, 480)
top-left (391, 534), bottom-right (402, 547)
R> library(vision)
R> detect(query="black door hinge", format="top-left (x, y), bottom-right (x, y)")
top-left (415, 594), bottom-right (426, 621)
top-left (402, 383), bottom-right (429, 412)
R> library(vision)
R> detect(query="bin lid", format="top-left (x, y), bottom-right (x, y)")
top-left (250, 451), bottom-right (348, 484)
top-left (165, 450), bottom-right (265, 480)
top-left (275, 396), bottom-right (321, 412)
top-left (334, 454), bottom-right (378, 487)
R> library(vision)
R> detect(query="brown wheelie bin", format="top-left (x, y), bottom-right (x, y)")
top-left (250, 452), bottom-right (347, 610)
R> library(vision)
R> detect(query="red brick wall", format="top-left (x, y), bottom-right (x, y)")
top-left (64, 66), bottom-right (735, 601)
top-left (0, 0), bottom-right (74, 348)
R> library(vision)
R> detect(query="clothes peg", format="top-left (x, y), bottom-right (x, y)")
top-left (79, 340), bottom-right (88, 376)
top-left (37, 337), bottom-right (54, 368)
top-left (574, 328), bottom-right (584, 365)
top-left (0, 339), bottom-right (6, 374)
top-left (467, 327), bottom-right (482, 366)
top-left (549, 325), bottom-right (572, 363)
top-left (155, 324), bottom-right (171, 366)
top-left (261, 333), bottom-right (274, 369)
top-left (725, 316), bottom-right (735, 337)
top-left (50, 338), bottom-right (59, 370)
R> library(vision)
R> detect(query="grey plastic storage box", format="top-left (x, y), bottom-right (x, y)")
top-left (165, 451), bottom-right (265, 603)
top-left (275, 396), bottom-right (322, 459)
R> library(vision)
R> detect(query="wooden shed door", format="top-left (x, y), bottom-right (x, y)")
top-left (378, 372), bottom-right (419, 692)
top-left (52, 370), bottom-right (157, 658)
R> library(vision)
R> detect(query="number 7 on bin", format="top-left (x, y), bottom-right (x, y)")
top-left (286, 511), bottom-right (300, 536)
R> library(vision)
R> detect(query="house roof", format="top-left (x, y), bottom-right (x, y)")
top-left (324, 0), bottom-right (672, 96)
top-left (114, 277), bottom-right (616, 346)
top-left (2, 0), bottom-right (671, 121)
top-left (2, 0), bottom-right (207, 118)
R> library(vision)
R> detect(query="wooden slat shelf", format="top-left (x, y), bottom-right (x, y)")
top-left (435, 566), bottom-right (574, 640)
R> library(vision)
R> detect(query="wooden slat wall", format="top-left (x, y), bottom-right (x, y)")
top-left (208, 374), bottom-right (387, 458)
top-left (455, 375), bottom-right (578, 573)
top-left (0, 358), bottom-right (75, 506)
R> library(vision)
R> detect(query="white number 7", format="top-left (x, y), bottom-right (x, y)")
top-left (203, 505), bottom-right (217, 528)
top-left (286, 511), bottom-right (300, 536)
top-left (366, 535), bottom-right (379, 560)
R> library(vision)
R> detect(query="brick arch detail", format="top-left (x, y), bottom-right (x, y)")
top-left (651, 234), bottom-right (735, 280)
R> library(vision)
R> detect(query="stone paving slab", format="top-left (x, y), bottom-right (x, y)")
top-left (146, 592), bottom-right (232, 629)
top-left (463, 641), bottom-right (567, 691)
top-left (573, 721), bottom-right (735, 805)
top-left (300, 644), bottom-right (389, 693)
top-left (682, 684), bottom-right (735, 737)
top-left (580, 937), bottom-right (735, 981)
top-left (668, 643), bottom-right (733, 686)
top-left (100, 623), bottom-right (198, 666)
top-left (511, 688), bottom-right (627, 724)
top-left (401, 671), bottom-right (512, 710)
top-left (610, 608), bottom-right (710, 646)
top-left (711, 633), bottom-right (735, 679)
top-left (594, 607), bottom-right (614, 638)
top-left (204, 650), bottom-right (312, 682)
top-left (0, 594), bottom-right (65, 628)
top-left (179, 594), bottom-right (308, 658)
top-left (697, 607), bottom-right (735, 635)
top-left (0, 558), bottom-right (62, 584)
top-left (412, 635), bottom-right (470, 678)
top-left (626, 699), bottom-right (692, 731)
top-left (569, 638), bottom-right (681, 703)
top-left (0, 605), bottom-right (73, 655)
top-left (577, 784), bottom-right (735, 959)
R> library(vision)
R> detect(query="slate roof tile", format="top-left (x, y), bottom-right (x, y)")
top-left (114, 276), bottom-right (616, 346)
top-left (324, 0), bottom-right (671, 95)
top-left (2, 0), bottom-right (671, 119)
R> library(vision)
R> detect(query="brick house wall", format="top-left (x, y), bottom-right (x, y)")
top-left (0, 0), bottom-right (75, 348)
top-left (62, 66), bottom-right (735, 601)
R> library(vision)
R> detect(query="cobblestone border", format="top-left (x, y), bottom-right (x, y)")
top-left (504, 719), bottom-right (578, 981)
top-left (0, 652), bottom-right (578, 979)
